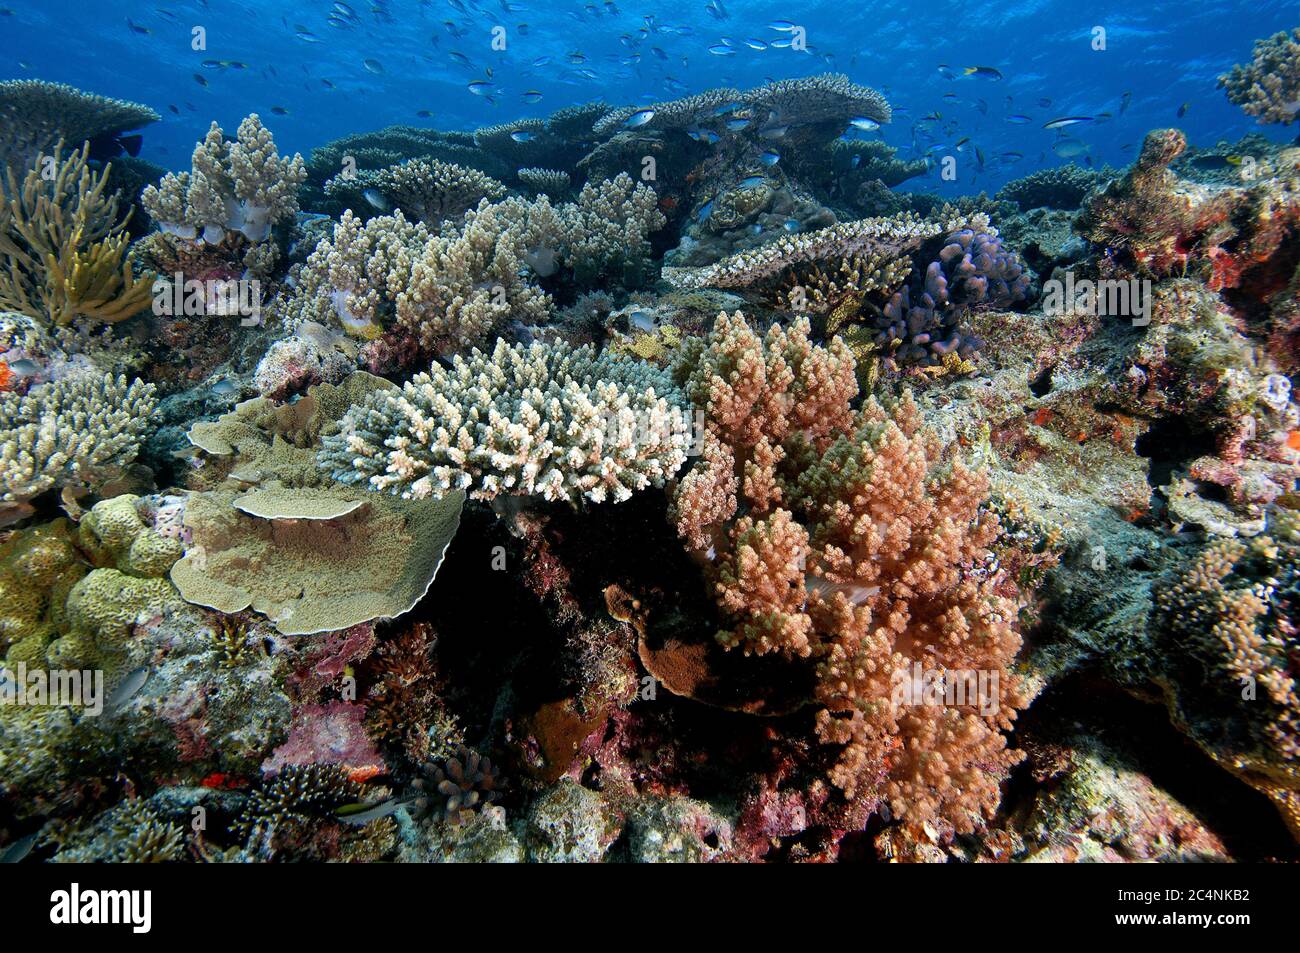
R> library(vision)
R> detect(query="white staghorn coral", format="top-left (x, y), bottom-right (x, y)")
top-left (319, 339), bottom-right (693, 506)
top-left (0, 370), bottom-right (157, 519)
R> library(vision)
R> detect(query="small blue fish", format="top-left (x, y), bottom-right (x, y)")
top-left (1043, 115), bottom-right (1090, 129)
top-left (736, 175), bottom-right (765, 189)
top-left (696, 198), bottom-right (715, 222)
top-left (848, 117), bottom-right (880, 132)
top-left (725, 117), bottom-right (750, 131)
top-left (0, 833), bottom-right (38, 864)
top-left (708, 44), bottom-right (736, 55)
top-left (511, 131), bottom-right (537, 142)
top-left (625, 108), bottom-right (655, 127)
top-left (758, 124), bottom-right (789, 139)
top-left (782, 219), bottom-right (800, 231)
top-left (4, 358), bottom-right (39, 377)
top-left (468, 80), bottom-right (494, 95)
top-left (759, 150), bottom-right (780, 166)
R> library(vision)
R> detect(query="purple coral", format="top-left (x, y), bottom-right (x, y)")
top-left (876, 228), bottom-right (1032, 366)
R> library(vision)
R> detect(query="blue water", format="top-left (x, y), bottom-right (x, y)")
top-left (1, 0), bottom-right (1295, 194)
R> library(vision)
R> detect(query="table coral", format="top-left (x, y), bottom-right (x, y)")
top-left (0, 79), bottom-right (159, 175)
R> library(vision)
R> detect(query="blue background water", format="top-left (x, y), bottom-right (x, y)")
top-left (1, 0), bottom-right (1295, 194)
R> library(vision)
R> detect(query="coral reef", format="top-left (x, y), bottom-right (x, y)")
top-left (3, 57), bottom-right (1300, 869)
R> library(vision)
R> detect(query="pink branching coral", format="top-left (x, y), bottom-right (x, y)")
top-left (670, 311), bottom-right (1026, 839)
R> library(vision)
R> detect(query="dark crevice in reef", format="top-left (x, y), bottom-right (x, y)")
top-left (1008, 669), bottom-right (1300, 861)
top-left (1135, 414), bottom-right (1217, 488)
top-left (1029, 363), bottom-right (1055, 397)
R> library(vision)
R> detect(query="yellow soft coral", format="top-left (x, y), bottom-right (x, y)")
top-left (0, 141), bottom-right (154, 327)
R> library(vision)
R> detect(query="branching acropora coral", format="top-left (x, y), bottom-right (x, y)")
top-left (320, 338), bottom-right (692, 506)
top-left (0, 371), bottom-right (157, 522)
top-left (671, 311), bottom-right (1025, 838)
top-left (1218, 28), bottom-right (1300, 125)
top-left (0, 141), bottom-right (154, 327)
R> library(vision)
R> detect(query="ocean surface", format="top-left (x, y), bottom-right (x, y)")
top-left (1, 0), bottom-right (1296, 193)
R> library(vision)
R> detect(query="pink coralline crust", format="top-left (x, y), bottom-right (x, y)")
top-left (671, 311), bottom-right (1026, 840)
top-left (261, 700), bottom-right (386, 778)
top-left (288, 623), bottom-right (376, 699)
top-left (735, 787), bottom-right (809, 859)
